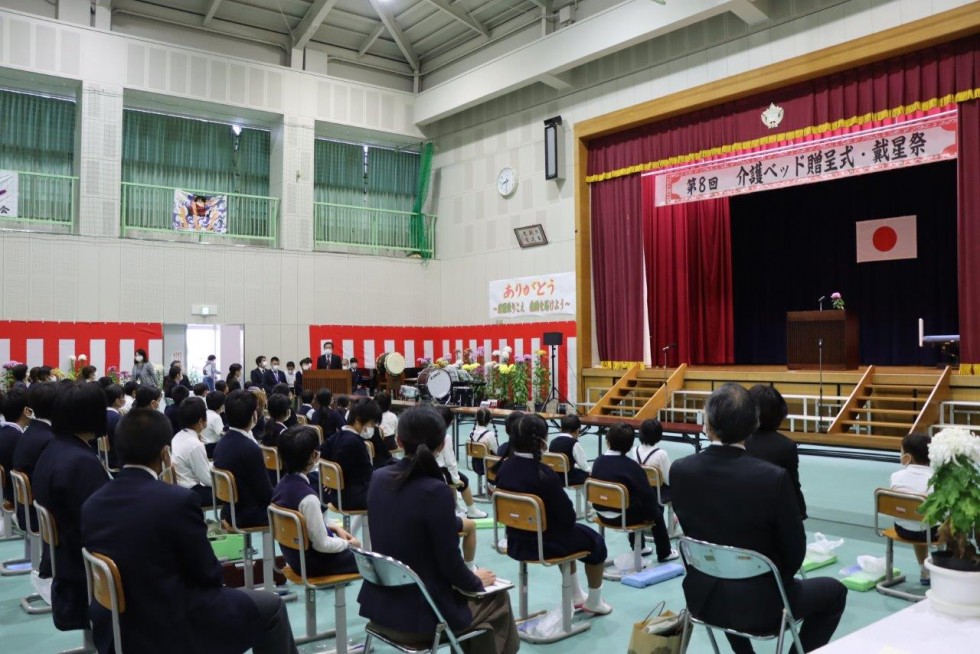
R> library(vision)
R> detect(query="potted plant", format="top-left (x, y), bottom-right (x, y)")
top-left (510, 355), bottom-right (532, 411)
top-left (532, 349), bottom-right (550, 411)
top-left (922, 427), bottom-right (980, 614)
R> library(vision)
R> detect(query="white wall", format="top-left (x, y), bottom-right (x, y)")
top-left (425, 0), bottom-right (975, 328)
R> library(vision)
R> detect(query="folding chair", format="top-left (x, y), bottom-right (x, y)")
top-left (96, 437), bottom-right (118, 474)
top-left (541, 452), bottom-right (586, 519)
top-left (584, 479), bottom-right (653, 580)
top-left (311, 424), bottom-right (324, 445)
top-left (642, 465), bottom-right (679, 538)
top-left (319, 460), bottom-right (371, 550)
top-left (9, 470), bottom-right (51, 612)
top-left (159, 466), bottom-right (177, 486)
top-left (492, 489), bottom-right (591, 643)
top-left (211, 468), bottom-right (275, 591)
top-left (0, 464), bottom-right (26, 549)
top-left (678, 536), bottom-right (804, 654)
top-left (364, 440), bottom-right (375, 464)
top-left (874, 488), bottom-right (930, 601)
top-left (352, 547), bottom-right (488, 654)
top-left (35, 502), bottom-right (96, 654)
top-left (82, 548), bottom-right (125, 654)
top-left (260, 445), bottom-right (282, 485)
top-left (268, 504), bottom-right (361, 648)
top-left (466, 441), bottom-right (491, 503)
top-left (484, 455), bottom-right (501, 487)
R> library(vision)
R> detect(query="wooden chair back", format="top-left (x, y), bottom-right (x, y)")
top-left (484, 455), bottom-right (501, 483)
top-left (160, 466), bottom-right (177, 485)
top-left (268, 504), bottom-right (309, 552)
top-left (34, 501), bottom-right (58, 548)
top-left (319, 460), bottom-right (345, 492)
top-left (492, 490), bottom-right (547, 533)
top-left (467, 441), bottom-right (489, 460)
top-left (541, 452), bottom-right (570, 475)
top-left (642, 465), bottom-right (664, 488)
top-left (83, 548), bottom-right (127, 614)
top-left (211, 468), bottom-right (238, 504)
top-left (311, 424), bottom-right (324, 444)
top-left (9, 470), bottom-right (33, 512)
top-left (296, 414), bottom-right (308, 425)
top-left (364, 440), bottom-right (375, 462)
top-left (260, 445), bottom-right (281, 473)
top-left (874, 488), bottom-right (928, 537)
top-left (585, 479), bottom-right (629, 514)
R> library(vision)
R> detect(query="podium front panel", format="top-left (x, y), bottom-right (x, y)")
top-left (786, 311), bottom-right (859, 370)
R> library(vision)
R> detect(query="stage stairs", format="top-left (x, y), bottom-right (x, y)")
top-left (827, 365), bottom-right (952, 444)
top-left (587, 364), bottom-right (688, 421)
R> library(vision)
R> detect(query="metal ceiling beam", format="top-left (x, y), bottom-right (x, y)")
top-left (423, 0), bottom-right (490, 38)
top-left (729, 0), bottom-right (769, 26)
top-left (113, 0), bottom-right (289, 49)
top-left (367, 0), bottom-right (419, 72)
top-left (357, 23), bottom-right (385, 57)
top-left (527, 0), bottom-right (550, 10)
top-left (292, 0), bottom-right (340, 50)
top-left (202, 0), bottom-right (222, 26)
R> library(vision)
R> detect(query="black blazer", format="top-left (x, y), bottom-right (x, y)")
top-left (317, 353), bottom-right (342, 370)
top-left (262, 368), bottom-right (286, 394)
top-left (589, 453), bottom-right (659, 524)
top-left (249, 367), bottom-right (264, 387)
top-left (358, 459), bottom-right (482, 634)
top-left (745, 430), bottom-right (807, 519)
top-left (0, 424), bottom-right (21, 504)
top-left (81, 468), bottom-right (260, 654)
top-left (670, 445), bottom-right (806, 634)
top-left (212, 429), bottom-right (273, 528)
top-left (33, 434), bottom-right (110, 630)
top-left (321, 428), bottom-right (373, 491)
top-left (104, 410), bottom-right (122, 469)
top-left (12, 419), bottom-right (56, 530)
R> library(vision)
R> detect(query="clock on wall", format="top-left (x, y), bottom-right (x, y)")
top-left (497, 167), bottom-right (518, 197)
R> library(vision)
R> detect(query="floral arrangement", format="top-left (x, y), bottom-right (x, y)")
top-left (532, 349), bottom-right (551, 404)
top-left (831, 292), bottom-right (845, 310)
top-left (2, 360), bottom-right (22, 391)
top-left (416, 357), bottom-right (432, 367)
top-left (486, 352), bottom-right (532, 406)
top-left (434, 358), bottom-right (450, 369)
top-left (65, 354), bottom-right (89, 380)
top-left (50, 368), bottom-right (66, 381)
top-left (921, 427), bottom-right (980, 569)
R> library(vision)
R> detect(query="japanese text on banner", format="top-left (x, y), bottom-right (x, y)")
top-left (489, 273), bottom-right (575, 319)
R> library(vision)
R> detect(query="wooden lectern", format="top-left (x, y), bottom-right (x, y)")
top-left (787, 310), bottom-right (859, 370)
top-left (303, 370), bottom-right (352, 397)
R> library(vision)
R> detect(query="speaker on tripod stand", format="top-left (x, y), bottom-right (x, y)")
top-left (542, 331), bottom-right (571, 414)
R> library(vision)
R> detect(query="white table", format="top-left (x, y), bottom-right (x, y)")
top-left (814, 599), bottom-right (980, 653)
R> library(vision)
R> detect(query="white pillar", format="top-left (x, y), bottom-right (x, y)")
top-left (270, 116), bottom-right (314, 252)
top-left (93, 0), bottom-right (112, 30)
top-left (75, 82), bottom-right (123, 237)
top-left (57, 0), bottom-right (91, 26)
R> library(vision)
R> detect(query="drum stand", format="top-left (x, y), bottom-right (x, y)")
top-left (544, 344), bottom-right (573, 414)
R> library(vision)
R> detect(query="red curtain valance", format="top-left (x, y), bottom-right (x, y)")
top-left (587, 34), bottom-right (980, 181)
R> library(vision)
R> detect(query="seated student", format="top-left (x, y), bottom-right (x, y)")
top-left (262, 394), bottom-right (291, 447)
top-left (166, 386), bottom-right (190, 435)
top-left (468, 408), bottom-right (499, 477)
top-left (310, 389), bottom-right (344, 441)
top-left (10, 363), bottom-right (29, 391)
top-left (215, 379), bottom-right (228, 394)
top-left (631, 419), bottom-right (673, 502)
top-left (121, 380), bottom-right (139, 414)
top-left (591, 423), bottom-right (678, 563)
top-left (891, 433), bottom-right (937, 585)
top-left (80, 365), bottom-right (98, 384)
top-left (321, 398), bottom-right (379, 540)
top-left (172, 400), bottom-right (214, 507)
top-left (12, 382), bottom-right (61, 537)
top-left (162, 366), bottom-right (184, 399)
top-left (745, 385), bottom-right (806, 520)
top-left (134, 385), bottom-right (162, 411)
top-left (33, 383), bottom-right (111, 632)
top-left (213, 390), bottom-right (273, 528)
top-left (271, 426), bottom-right (360, 576)
top-left (298, 390), bottom-right (314, 422)
top-left (1, 389), bottom-right (31, 507)
top-left (375, 392), bottom-right (399, 450)
top-left (203, 391), bottom-right (227, 447)
top-left (365, 425), bottom-right (396, 470)
top-left (271, 383), bottom-right (297, 428)
top-left (250, 387), bottom-right (268, 442)
top-left (81, 409), bottom-right (298, 654)
top-left (495, 414), bottom-right (613, 615)
top-left (359, 407), bottom-right (520, 654)
top-left (496, 411), bottom-right (524, 459)
top-left (192, 383), bottom-right (209, 402)
top-left (103, 384), bottom-right (126, 468)
top-left (335, 395), bottom-right (351, 422)
top-left (433, 406), bottom-right (488, 520)
top-left (548, 414), bottom-right (590, 486)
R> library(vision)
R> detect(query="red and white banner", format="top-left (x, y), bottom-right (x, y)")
top-left (0, 322), bottom-right (163, 376)
top-left (856, 215), bottom-right (918, 263)
top-left (653, 112), bottom-right (958, 206)
top-left (309, 321), bottom-right (579, 402)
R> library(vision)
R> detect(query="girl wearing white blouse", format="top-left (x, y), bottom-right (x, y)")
top-left (170, 400), bottom-right (214, 506)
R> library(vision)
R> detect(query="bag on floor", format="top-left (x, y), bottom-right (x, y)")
top-left (627, 601), bottom-right (690, 654)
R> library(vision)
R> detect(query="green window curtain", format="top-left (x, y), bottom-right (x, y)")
top-left (0, 89), bottom-right (75, 175)
top-left (314, 139), bottom-right (364, 206)
top-left (122, 110), bottom-right (270, 196)
top-left (366, 146), bottom-right (419, 213)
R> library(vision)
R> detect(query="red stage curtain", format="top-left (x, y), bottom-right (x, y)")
top-left (958, 99), bottom-right (980, 363)
top-left (642, 175), bottom-right (734, 365)
top-left (589, 35), bottom-right (980, 179)
top-left (590, 174), bottom-right (645, 362)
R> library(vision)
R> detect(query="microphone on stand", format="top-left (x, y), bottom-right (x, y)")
top-left (662, 343), bottom-right (677, 353)
top-left (661, 343), bottom-right (676, 386)
top-left (817, 337), bottom-right (825, 432)
top-left (817, 296), bottom-right (826, 311)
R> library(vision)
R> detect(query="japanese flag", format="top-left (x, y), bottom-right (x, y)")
top-left (856, 215), bottom-right (917, 263)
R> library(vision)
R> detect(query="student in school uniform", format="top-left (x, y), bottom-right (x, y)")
top-left (631, 419), bottom-right (673, 502)
top-left (468, 408), bottom-right (499, 477)
top-left (310, 389), bottom-right (344, 441)
top-left (134, 385), bottom-right (163, 411)
top-left (251, 356), bottom-right (268, 389)
top-left (172, 399), bottom-right (214, 507)
top-left (890, 433), bottom-right (937, 585)
top-left (548, 414), bottom-right (591, 486)
top-left (192, 383), bottom-right (209, 403)
top-left (375, 393), bottom-right (399, 451)
top-left (166, 385), bottom-right (190, 435)
top-left (262, 394), bottom-right (291, 447)
top-left (81, 409), bottom-right (298, 654)
top-left (270, 384), bottom-right (298, 428)
top-left (32, 382), bottom-right (111, 632)
top-left (495, 414), bottom-right (613, 616)
top-left (213, 390), bottom-right (273, 528)
top-left (294, 358), bottom-right (312, 399)
top-left (10, 364), bottom-right (29, 391)
top-left (226, 363), bottom-right (244, 390)
top-left (0, 389), bottom-right (30, 507)
top-left (433, 406), bottom-right (488, 520)
top-left (250, 387), bottom-right (269, 442)
top-left (121, 380), bottom-right (138, 414)
top-left (102, 384), bottom-right (126, 469)
top-left (298, 390), bottom-right (314, 423)
top-left (320, 398), bottom-right (379, 540)
top-left (359, 407), bottom-right (520, 654)
top-left (270, 426), bottom-right (360, 576)
top-left (495, 411), bottom-right (524, 459)
top-left (12, 382), bottom-right (61, 538)
top-left (202, 391), bottom-right (226, 458)
top-left (590, 423), bottom-right (679, 564)
top-left (263, 357), bottom-right (287, 396)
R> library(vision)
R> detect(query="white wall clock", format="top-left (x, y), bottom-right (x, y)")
top-left (497, 167), bottom-right (518, 197)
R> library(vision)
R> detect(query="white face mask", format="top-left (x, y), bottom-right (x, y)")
top-left (136, 356), bottom-right (144, 363)
top-left (324, 349), bottom-right (333, 356)
top-left (361, 427), bottom-right (373, 439)
top-left (272, 365), bottom-right (279, 371)
top-left (260, 361), bottom-right (268, 369)
top-left (302, 364), bottom-right (311, 371)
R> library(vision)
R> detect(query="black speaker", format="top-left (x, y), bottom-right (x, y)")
top-left (543, 332), bottom-right (563, 346)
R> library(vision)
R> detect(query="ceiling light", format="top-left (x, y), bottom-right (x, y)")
top-left (231, 124), bottom-right (242, 136)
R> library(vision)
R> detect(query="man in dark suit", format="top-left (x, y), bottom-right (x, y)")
top-left (81, 409), bottom-right (298, 654)
top-left (32, 383), bottom-right (111, 632)
top-left (262, 357), bottom-right (287, 395)
top-left (103, 384), bottom-right (126, 469)
top-left (213, 390), bottom-right (273, 528)
top-left (745, 384), bottom-right (807, 520)
top-left (250, 356), bottom-right (267, 388)
top-left (316, 341), bottom-right (342, 370)
top-left (671, 383), bottom-right (846, 653)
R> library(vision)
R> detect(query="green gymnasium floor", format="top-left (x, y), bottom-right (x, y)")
top-left (0, 440), bottom-right (924, 653)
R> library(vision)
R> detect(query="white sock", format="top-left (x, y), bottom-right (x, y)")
top-left (586, 585), bottom-right (603, 606)
top-left (465, 560), bottom-right (477, 571)
top-left (573, 579), bottom-right (588, 602)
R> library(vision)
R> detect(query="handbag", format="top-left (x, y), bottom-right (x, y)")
top-left (627, 601), bottom-right (691, 654)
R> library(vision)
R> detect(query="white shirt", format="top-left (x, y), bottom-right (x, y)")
top-left (890, 464), bottom-right (933, 531)
top-left (121, 395), bottom-right (135, 414)
top-left (172, 428), bottom-right (212, 489)
top-left (202, 410), bottom-right (225, 444)
top-left (631, 443), bottom-right (672, 485)
top-left (292, 474), bottom-right (350, 554)
top-left (435, 434), bottom-right (462, 484)
top-left (380, 411), bottom-right (399, 439)
top-left (469, 426), bottom-right (499, 456)
top-left (228, 427), bottom-right (258, 445)
top-left (556, 432), bottom-right (591, 473)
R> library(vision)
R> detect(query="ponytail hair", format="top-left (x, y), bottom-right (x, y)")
top-left (392, 407), bottom-right (445, 488)
top-left (515, 414), bottom-right (548, 463)
top-left (476, 407), bottom-right (492, 427)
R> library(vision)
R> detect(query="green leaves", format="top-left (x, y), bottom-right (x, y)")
top-left (921, 455), bottom-right (980, 559)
